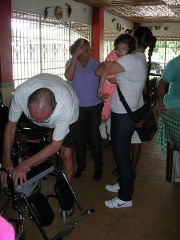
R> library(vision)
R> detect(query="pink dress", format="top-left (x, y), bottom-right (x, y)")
top-left (101, 52), bottom-right (117, 122)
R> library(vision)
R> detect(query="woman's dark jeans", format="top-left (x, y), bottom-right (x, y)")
top-left (76, 103), bottom-right (103, 171)
top-left (111, 111), bottom-right (135, 201)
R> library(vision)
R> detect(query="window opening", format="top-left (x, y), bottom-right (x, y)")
top-left (11, 11), bottom-right (91, 88)
top-left (146, 40), bottom-right (180, 75)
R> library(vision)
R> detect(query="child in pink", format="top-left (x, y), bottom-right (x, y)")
top-left (99, 52), bottom-right (117, 139)
top-left (99, 34), bottom-right (135, 139)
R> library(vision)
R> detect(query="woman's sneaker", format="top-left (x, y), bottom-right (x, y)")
top-left (105, 182), bottom-right (120, 193)
top-left (105, 197), bottom-right (132, 208)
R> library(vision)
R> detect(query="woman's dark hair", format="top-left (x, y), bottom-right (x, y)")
top-left (134, 26), bottom-right (157, 74)
top-left (133, 26), bottom-right (156, 49)
top-left (114, 34), bottom-right (136, 54)
top-left (69, 38), bottom-right (89, 55)
top-left (134, 27), bottom-right (157, 104)
top-left (147, 35), bottom-right (157, 75)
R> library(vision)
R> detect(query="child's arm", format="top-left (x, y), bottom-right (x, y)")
top-left (106, 77), bottom-right (116, 84)
top-left (96, 61), bottom-right (114, 97)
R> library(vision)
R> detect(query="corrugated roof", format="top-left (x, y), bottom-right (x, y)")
top-left (74, 0), bottom-right (180, 22)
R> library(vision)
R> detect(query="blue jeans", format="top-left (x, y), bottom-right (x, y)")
top-left (76, 103), bottom-right (103, 170)
top-left (111, 111), bottom-right (135, 201)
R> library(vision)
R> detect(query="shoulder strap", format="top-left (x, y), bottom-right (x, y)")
top-left (117, 85), bottom-right (136, 123)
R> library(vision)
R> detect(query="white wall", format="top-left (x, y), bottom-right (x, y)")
top-left (12, 0), bottom-right (133, 31)
top-left (104, 12), bottom-right (133, 33)
top-left (141, 22), bottom-right (180, 38)
top-left (11, 0), bottom-right (180, 37)
top-left (12, 0), bottom-right (93, 25)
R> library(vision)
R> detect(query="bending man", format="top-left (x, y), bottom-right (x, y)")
top-left (0, 73), bottom-right (79, 186)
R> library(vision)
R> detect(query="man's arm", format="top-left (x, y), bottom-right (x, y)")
top-left (157, 79), bottom-right (167, 116)
top-left (12, 139), bottom-right (63, 186)
top-left (0, 121), bottom-right (17, 184)
top-left (2, 121), bottom-right (16, 169)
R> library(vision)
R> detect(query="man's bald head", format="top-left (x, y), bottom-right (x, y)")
top-left (28, 88), bottom-right (57, 123)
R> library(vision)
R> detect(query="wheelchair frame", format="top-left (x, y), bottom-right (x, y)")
top-left (0, 165), bottom-right (94, 240)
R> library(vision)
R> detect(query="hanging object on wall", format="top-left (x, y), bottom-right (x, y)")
top-left (155, 26), bottom-right (161, 30)
top-left (116, 23), bottom-right (121, 32)
top-left (125, 29), bottom-right (132, 35)
top-left (55, 6), bottom-right (63, 19)
top-left (44, 7), bottom-right (51, 19)
top-left (164, 26), bottom-right (169, 31)
top-left (65, 3), bottom-right (72, 18)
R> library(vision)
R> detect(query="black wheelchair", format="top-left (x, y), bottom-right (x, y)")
top-left (0, 162), bottom-right (94, 240)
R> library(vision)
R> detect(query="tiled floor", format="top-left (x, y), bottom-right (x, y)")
top-left (1, 137), bottom-right (180, 240)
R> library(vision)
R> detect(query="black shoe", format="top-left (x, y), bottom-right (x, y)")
top-left (74, 167), bottom-right (86, 178)
top-left (112, 167), bottom-right (119, 176)
top-left (93, 169), bottom-right (102, 180)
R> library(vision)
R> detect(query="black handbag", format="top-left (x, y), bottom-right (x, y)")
top-left (117, 86), bottom-right (157, 142)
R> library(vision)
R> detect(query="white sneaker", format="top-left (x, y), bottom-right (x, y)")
top-left (105, 197), bottom-right (132, 208)
top-left (105, 182), bottom-right (120, 193)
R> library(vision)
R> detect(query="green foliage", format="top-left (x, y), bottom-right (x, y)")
top-left (150, 40), bottom-right (180, 68)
